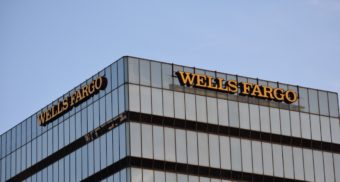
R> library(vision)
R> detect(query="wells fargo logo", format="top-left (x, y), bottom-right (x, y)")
top-left (176, 71), bottom-right (298, 104)
top-left (37, 76), bottom-right (107, 126)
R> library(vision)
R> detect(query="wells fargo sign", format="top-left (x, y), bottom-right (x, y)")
top-left (176, 71), bottom-right (298, 104)
top-left (38, 76), bottom-right (107, 126)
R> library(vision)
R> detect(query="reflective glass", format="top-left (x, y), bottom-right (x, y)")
top-left (111, 62), bottom-right (117, 89)
top-left (272, 144), bottom-right (283, 177)
top-left (112, 89), bottom-right (118, 118)
top-left (162, 63), bottom-right (172, 89)
top-left (220, 136), bottom-right (231, 169)
top-left (270, 108), bottom-right (281, 135)
top-left (311, 114), bottom-right (321, 141)
top-left (309, 89), bottom-right (319, 114)
top-left (250, 104), bottom-right (260, 131)
top-left (198, 133), bottom-right (209, 166)
top-left (153, 125), bottom-right (164, 160)
top-left (207, 97), bottom-right (218, 125)
top-left (140, 86), bottom-right (152, 114)
top-left (174, 92), bottom-right (185, 119)
top-left (118, 85), bottom-right (125, 113)
top-left (163, 90), bottom-right (174, 117)
top-left (323, 152), bottom-right (334, 182)
top-left (328, 92), bottom-right (339, 117)
top-left (155, 171), bottom-right (165, 182)
top-left (209, 134), bottom-right (220, 168)
top-left (218, 99), bottom-right (229, 126)
top-left (303, 149), bottom-right (314, 182)
top-left (239, 103), bottom-right (250, 130)
top-left (252, 141), bottom-right (263, 174)
top-left (196, 95), bottom-right (207, 123)
top-left (185, 93), bottom-right (196, 121)
top-left (260, 106), bottom-right (270, 133)
top-left (142, 124), bottom-right (153, 159)
top-left (164, 128), bottom-right (176, 162)
top-left (320, 116), bottom-right (331, 142)
top-left (140, 60), bottom-right (151, 86)
top-left (263, 142), bottom-right (273, 175)
top-left (313, 150), bottom-right (325, 182)
top-left (290, 111), bottom-right (301, 138)
top-left (282, 146), bottom-right (294, 179)
top-left (301, 113), bottom-right (311, 139)
top-left (334, 154), bottom-right (340, 182)
top-left (129, 84), bottom-right (140, 112)
top-left (229, 101), bottom-right (239, 128)
top-left (130, 122), bottom-right (141, 157)
top-left (330, 118), bottom-right (340, 144)
top-left (299, 87), bottom-right (309, 112)
top-left (128, 57), bottom-right (139, 84)
top-left (319, 91), bottom-right (329, 116)
top-left (152, 88), bottom-right (163, 116)
top-left (187, 131), bottom-right (198, 165)
top-left (151, 61), bottom-right (162, 88)
top-left (241, 139), bottom-right (252, 173)
top-left (293, 147), bottom-right (304, 180)
top-left (280, 109), bottom-right (291, 136)
top-left (176, 129), bottom-right (187, 163)
top-left (230, 138), bottom-right (241, 171)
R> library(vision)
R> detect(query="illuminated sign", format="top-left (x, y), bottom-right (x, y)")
top-left (37, 76), bottom-right (107, 126)
top-left (176, 71), bottom-right (298, 104)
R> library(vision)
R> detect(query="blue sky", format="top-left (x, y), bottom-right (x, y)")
top-left (1, 0), bottom-right (340, 134)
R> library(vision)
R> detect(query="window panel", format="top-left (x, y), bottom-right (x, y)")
top-left (252, 141), bottom-right (263, 174)
top-left (320, 116), bottom-right (331, 142)
top-left (151, 61), bottom-right (162, 88)
top-left (187, 131), bottom-right (198, 165)
top-left (313, 150), bottom-right (325, 182)
top-left (260, 106), bottom-right (270, 133)
top-left (291, 111), bottom-right (301, 138)
top-left (164, 128), bottom-right (176, 162)
top-left (153, 126), bottom-right (164, 160)
top-left (209, 134), bottom-right (220, 168)
top-left (162, 63), bottom-right (173, 89)
top-left (218, 99), bottom-right (229, 126)
top-left (323, 152), bottom-right (334, 182)
top-left (283, 146), bottom-right (294, 179)
top-left (106, 93), bottom-right (112, 121)
top-left (130, 122), bottom-right (141, 157)
top-left (272, 144), bottom-right (283, 177)
top-left (328, 92), bottom-right (339, 117)
top-left (303, 149), bottom-right (314, 182)
top-left (230, 137), bottom-right (241, 171)
top-left (100, 134), bottom-right (107, 169)
top-left (293, 147), bottom-right (304, 181)
top-left (166, 172), bottom-right (176, 182)
top-left (131, 168), bottom-right (142, 182)
top-left (319, 91), bottom-right (329, 116)
top-left (334, 154), bottom-right (340, 182)
top-left (94, 139), bottom-right (100, 173)
top-left (301, 113), bottom-right (311, 139)
top-left (196, 96), bottom-right (207, 123)
top-left (142, 124), bottom-right (153, 159)
top-left (198, 133), bottom-right (209, 166)
top-left (176, 129), bottom-right (187, 163)
top-left (140, 86), bottom-right (152, 114)
top-left (241, 139), bottom-right (252, 173)
top-left (280, 109), bottom-right (291, 136)
top-left (311, 114), bottom-right (321, 141)
top-left (207, 97), bottom-right (218, 125)
top-left (119, 123), bottom-right (127, 159)
top-left (174, 92), bottom-right (185, 119)
top-left (152, 88), bottom-right (163, 116)
top-left (220, 136), bottom-right (231, 170)
top-left (155, 171), bottom-right (165, 182)
top-left (118, 85), bottom-right (125, 114)
top-left (185, 93), bottom-right (196, 121)
top-left (263, 142), bottom-right (273, 175)
top-left (128, 57), bottom-right (139, 84)
top-left (299, 87), bottom-right (309, 112)
top-left (93, 100), bottom-right (99, 129)
top-left (113, 127), bottom-right (119, 162)
top-left (140, 60), bottom-right (151, 86)
top-left (143, 169), bottom-right (154, 182)
top-left (112, 89), bottom-right (118, 118)
top-left (309, 89), bottom-right (319, 114)
top-left (163, 90), bottom-right (174, 117)
top-left (239, 103), bottom-right (250, 130)
top-left (111, 62), bottom-right (117, 89)
top-left (129, 84), bottom-right (140, 112)
top-left (270, 108), bottom-right (281, 135)
top-left (250, 104), bottom-right (260, 131)
top-left (330, 118), bottom-right (340, 144)
top-left (229, 101), bottom-right (239, 128)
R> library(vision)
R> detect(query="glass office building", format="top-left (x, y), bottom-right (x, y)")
top-left (1, 56), bottom-right (340, 182)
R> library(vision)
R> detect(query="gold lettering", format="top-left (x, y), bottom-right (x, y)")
top-left (95, 77), bottom-right (103, 90)
top-left (38, 113), bottom-right (46, 125)
top-left (227, 80), bottom-right (238, 93)
top-left (195, 74), bottom-right (207, 88)
top-left (251, 84), bottom-right (264, 97)
top-left (285, 90), bottom-right (298, 104)
top-left (206, 76), bottom-right (218, 90)
top-left (216, 78), bottom-right (228, 92)
top-left (262, 86), bottom-right (275, 99)
top-left (176, 71), bottom-right (196, 86)
top-left (82, 85), bottom-right (89, 98)
top-left (76, 90), bottom-right (83, 103)
top-left (239, 82), bottom-right (253, 95)
top-left (62, 98), bottom-right (69, 110)
top-left (273, 88), bottom-right (285, 101)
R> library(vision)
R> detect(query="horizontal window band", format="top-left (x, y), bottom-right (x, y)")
top-left (127, 111), bottom-right (340, 153)
top-left (8, 114), bottom-right (127, 182)
top-left (82, 156), bottom-right (306, 182)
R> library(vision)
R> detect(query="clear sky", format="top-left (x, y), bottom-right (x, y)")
top-left (1, 0), bottom-right (340, 135)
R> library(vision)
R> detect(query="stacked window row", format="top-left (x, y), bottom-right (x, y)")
top-left (129, 122), bottom-right (340, 182)
top-left (0, 57), bottom-right (127, 160)
top-left (128, 85), bottom-right (340, 144)
top-left (21, 123), bottom-right (127, 182)
top-left (128, 168), bottom-right (234, 182)
top-left (127, 57), bottom-right (339, 118)
top-left (0, 86), bottom-right (126, 182)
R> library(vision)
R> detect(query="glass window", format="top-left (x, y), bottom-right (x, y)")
top-left (196, 96), bottom-right (207, 123)
top-left (185, 93), bottom-right (196, 121)
top-left (162, 63), bottom-right (172, 89)
top-left (219, 136), bottom-right (231, 170)
top-left (309, 89), bottom-right (319, 114)
top-left (207, 98), bottom-right (218, 125)
top-left (252, 141), bottom-right (263, 174)
top-left (174, 92), bottom-right (185, 119)
top-left (229, 101), bottom-right (239, 128)
top-left (140, 60), bottom-right (151, 86)
top-left (323, 152), bottom-right (335, 182)
top-left (260, 106), bottom-right (270, 133)
top-left (140, 86), bottom-right (152, 114)
top-left (209, 134), bottom-right (220, 168)
top-left (129, 84), bottom-right (140, 112)
top-left (318, 91), bottom-right (329, 116)
top-left (218, 99), bottom-right (229, 126)
top-left (272, 144), bottom-right (283, 177)
top-left (270, 108), bottom-right (281, 135)
top-left (131, 168), bottom-right (142, 182)
top-left (76, 111), bottom-right (82, 138)
top-left (153, 126), bottom-right (164, 160)
top-left (94, 139), bottom-right (100, 173)
top-left (230, 137), bottom-right (241, 171)
top-left (155, 171), bottom-right (165, 182)
top-left (111, 62), bottom-right (117, 89)
top-left (262, 142), bottom-right (273, 176)
top-left (152, 88), bottom-right (163, 116)
top-left (166, 172), bottom-right (176, 182)
top-left (299, 87), bottom-right (309, 112)
top-left (151, 61), bottom-right (162, 88)
top-left (290, 111), bottom-right (301, 138)
top-left (330, 118), bottom-right (340, 144)
top-left (113, 127), bottom-right (119, 162)
top-left (128, 57), bottom-right (139, 84)
top-left (118, 85), bottom-right (125, 114)
top-left (189, 176), bottom-right (199, 182)
top-left (198, 133), bottom-right (209, 166)
top-left (320, 116), bottom-right (331, 142)
top-left (313, 150), bottom-right (325, 182)
top-left (239, 103), bottom-right (250, 130)
top-left (187, 131), bottom-right (198, 165)
top-left (176, 129), bottom-right (187, 163)
top-left (334, 154), bottom-right (340, 182)
top-left (143, 169), bottom-right (154, 182)
top-left (130, 122), bottom-right (141, 157)
top-left (282, 146), bottom-right (294, 179)
top-left (164, 128), bottom-right (176, 162)
top-left (328, 92), bottom-right (339, 117)
top-left (163, 90), bottom-right (174, 117)
top-left (301, 113), bottom-right (311, 139)
top-left (93, 100), bottom-right (100, 129)
top-left (119, 123), bottom-right (126, 159)
top-left (241, 139), bottom-right (252, 173)
top-left (142, 124), bottom-right (153, 159)
top-left (303, 149), bottom-right (314, 182)
top-left (111, 89), bottom-right (118, 118)
top-left (311, 114), bottom-right (321, 141)
top-left (292, 147), bottom-right (304, 181)
top-left (280, 109), bottom-right (291, 136)
top-left (106, 93), bottom-right (112, 121)
top-left (178, 174), bottom-right (188, 182)
top-left (250, 104), bottom-right (260, 131)
top-left (100, 134), bottom-right (107, 169)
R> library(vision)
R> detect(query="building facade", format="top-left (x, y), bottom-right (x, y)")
top-left (1, 56), bottom-right (340, 182)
